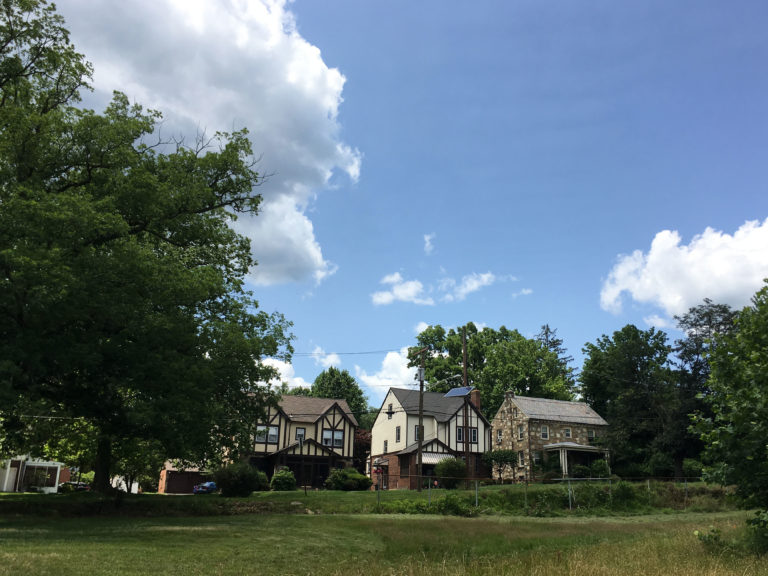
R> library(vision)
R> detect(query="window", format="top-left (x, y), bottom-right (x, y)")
top-left (564, 427), bottom-right (571, 439)
top-left (396, 426), bottom-right (401, 443)
top-left (588, 429), bottom-right (595, 440)
top-left (541, 425), bottom-right (549, 440)
top-left (512, 408), bottom-right (518, 418)
top-left (517, 424), bottom-right (524, 440)
top-left (496, 430), bottom-right (503, 444)
top-left (387, 403), bottom-right (393, 420)
top-left (295, 427), bottom-right (305, 442)
top-left (470, 427), bottom-right (478, 444)
top-left (383, 440), bottom-right (388, 453)
top-left (322, 429), bottom-right (344, 448)
top-left (414, 424), bottom-right (421, 441)
top-left (533, 451), bottom-right (542, 465)
top-left (456, 426), bottom-right (464, 443)
top-left (255, 425), bottom-right (278, 444)
top-left (517, 451), bottom-right (525, 466)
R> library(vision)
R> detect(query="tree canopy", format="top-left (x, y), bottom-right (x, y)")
top-left (409, 323), bottom-right (575, 418)
top-left (0, 0), bottom-right (292, 491)
top-left (696, 282), bottom-right (768, 507)
top-left (310, 367), bottom-right (368, 421)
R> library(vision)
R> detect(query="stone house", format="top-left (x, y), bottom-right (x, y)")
top-left (491, 392), bottom-right (609, 481)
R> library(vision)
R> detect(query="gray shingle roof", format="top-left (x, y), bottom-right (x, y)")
top-left (390, 388), bottom-right (464, 422)
top-left (511, 396), bottom-right (607, 426)
top-left (278, 396), bottom-right (358, 427)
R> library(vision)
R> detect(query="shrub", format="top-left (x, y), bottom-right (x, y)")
top-left (436, 493), bottom-right (476, 517)
top-left (610, 481), bottom-right (638, 509)
top-left (435, 458), bottom-right (466, 489)
top-left (214, 463), bottom-right (268, 497)
top-left (325, 468), bottom-right (372, 491)
top-left (270, 469), bottom-right (297, 491)
top-left (590, 459), bottom-right (610, 478)
top-left (571, 465), bottom-right (591, 479)
top-left (682, 458), bottom-right (703, 479)
top-left (747, 510), bottom-right (768, 555)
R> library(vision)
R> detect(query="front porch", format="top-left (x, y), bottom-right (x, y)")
top-left (543, 441), bottom-right (610, 478)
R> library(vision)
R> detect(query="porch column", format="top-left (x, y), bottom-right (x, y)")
top-left (560, 448), bottom-right (568, 477)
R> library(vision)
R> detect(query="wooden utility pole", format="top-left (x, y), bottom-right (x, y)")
top-left (462, 328), bottom-right (470, 485)
top-left (417, 350), bottom-right (426, 492)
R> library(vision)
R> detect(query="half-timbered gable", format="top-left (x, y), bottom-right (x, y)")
top-left (249, 395), bottom-right (358, 487)
top-left (370, 387), bottom-right (491, 489)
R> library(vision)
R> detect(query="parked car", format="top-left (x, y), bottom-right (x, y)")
top-left (193, 481), bottom-right (217, 494)
top-left (58, 481), bottom-right (90, 493)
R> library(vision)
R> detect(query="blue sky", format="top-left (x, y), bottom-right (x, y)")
top-left (56, 1), bottom-right (768, 407)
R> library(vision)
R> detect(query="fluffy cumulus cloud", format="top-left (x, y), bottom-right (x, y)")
top-left (262, 358), bottom-right (311, 389)
top-left (371, 273), bottom-right (435, 306)
top-left (355, 348), bottom-right (417, 405)
top-left (441, 272), bottom-right (496, 302)
top-left (601, 219), bottom-right (768, 317)
top-left (56, 0), bottom-right (360, 286)
top-left (312, 346), bottom-right (341, 369)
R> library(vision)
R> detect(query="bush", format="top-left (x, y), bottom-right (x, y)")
top-left (270, 469), bottom-right (297, 491)
top-left (325, 468), bottom-right (372, 491)
top-left (571, 465), bottom-right (592, 478)
top-left (590, 459), bottom-right (610, 478)
top-left (214, 463), bottom-right (268, 497)
top-left (682, 458), bottom-right (703, 479)
top-left (610, 481), bottom-right (638, 509)
top-left (435, 458), bottom-right (466, 489)
top-left (747, 509), bottom-right (768, 555)
top-left (436, 493), bottom-right (476, 517)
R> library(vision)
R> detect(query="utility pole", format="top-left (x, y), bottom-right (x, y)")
top-left (417, 349), bottom-right (426, 492)
top-left (463, 328), bottom-right (470, 483)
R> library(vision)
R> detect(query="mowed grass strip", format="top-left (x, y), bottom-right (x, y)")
top-left (1, 511), bottom-right (764, 576)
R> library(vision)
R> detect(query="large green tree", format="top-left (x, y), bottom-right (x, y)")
top-left (696, 282), bottom-right (768, 507)
top-left (580, 325), bottom-right (675, 477)
top-left (0, 0), bottom-right (292, 491)
top-left (409, 323), bottom-right (575, 418)
top-left (310, 367), bottom-right (368, 421)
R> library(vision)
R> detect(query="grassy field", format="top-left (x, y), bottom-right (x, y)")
top-left (0, 510), bottom-right (764, 575)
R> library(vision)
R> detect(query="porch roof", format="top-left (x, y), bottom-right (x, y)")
top-left (543, 441), bottom-right (604, 453)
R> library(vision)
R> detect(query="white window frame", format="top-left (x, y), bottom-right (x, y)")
top-left (470, 427), bottom-right (478, 444)
top-left (517, 451), bottom-right (525, 466)
top-left (383, 440), bottom-right (388, 453)
top-left (295, 427), bottom-right (305, 442)
top-left (588, 428), bottom-right (595, 440)
top-left (517, 424), bottom-right (524, 440)
top-left (564, 427), bottom-right (571, 439)
top-left (496, 430), bottom-right (503, 444)
top-left (256, 425), bottom-right (278, 445)
top-left (541, 425), bottom-right (549, 440)
top-left (396, 426), bottom-right (401, 443)
top-left (456, 426), bottom-right (464, 444)
top-left (414, 424), bottom-right (421, 442)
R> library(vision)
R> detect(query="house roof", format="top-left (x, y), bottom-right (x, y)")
top-left (510, 396), bottom-right (608, 426)
top-left (390, 388), bottom-right (488, 424)
top-left (278, 396), bottom-right (358, 427)
top-left (396, 437), bottom-right (452, 456)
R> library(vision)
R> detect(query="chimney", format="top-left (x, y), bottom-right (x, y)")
top-left (506, 390), bottom-right (515, 399)
top-left (470, 389), bottom-right (481, 412)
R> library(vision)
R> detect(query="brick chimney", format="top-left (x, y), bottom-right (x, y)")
top-left (470, 389), bottom-right (481, 412)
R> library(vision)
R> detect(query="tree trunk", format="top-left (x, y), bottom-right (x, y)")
top-left (93, 435), bottom-right (113, 493)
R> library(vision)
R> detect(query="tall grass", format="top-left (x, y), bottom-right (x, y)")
top-left (0, 512), bottom-right (764, 575)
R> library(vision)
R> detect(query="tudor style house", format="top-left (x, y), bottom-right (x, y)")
top-left (491, 392), bottom-right (609, 481)
top-left (249, 395), bottom-right (358, 487)
top-left (370, 387), bottom-right (491, 489)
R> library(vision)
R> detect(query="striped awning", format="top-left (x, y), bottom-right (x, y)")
top-left (420, 453), bottom-right (455, 465)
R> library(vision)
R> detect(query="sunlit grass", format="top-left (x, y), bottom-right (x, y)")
top-left (0, 511), bottom-right (763, 576)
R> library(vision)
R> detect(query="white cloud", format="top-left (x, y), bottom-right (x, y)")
top-left (372, 273), bottom-right (435, 306)
top-left (414, 321), bottom-right (430, 335)
top-left (601, 219), bottom-right (768, 317)
top-left (312, 346), bottom-right (341, 369)
top-left (355, 348), bottom-right (417, 405)
top-left (56, 0), bottom-right (360, 286)
top-left (424, 233), bottom-right (436, 255)
top-left (643, 314), bottom-right (672, 329)
top-left (262, 358), bottom-right (311, 389)
top-left (442, 272), bottom-right (496, 302)
top-left (511, 288), bottom-right (533, 299)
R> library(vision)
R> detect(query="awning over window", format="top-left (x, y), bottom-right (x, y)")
top-left (420, 453), bottom-right (455, 465)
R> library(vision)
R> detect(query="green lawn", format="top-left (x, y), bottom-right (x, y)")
top-left (1, 511), bottom-right (765, 575)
